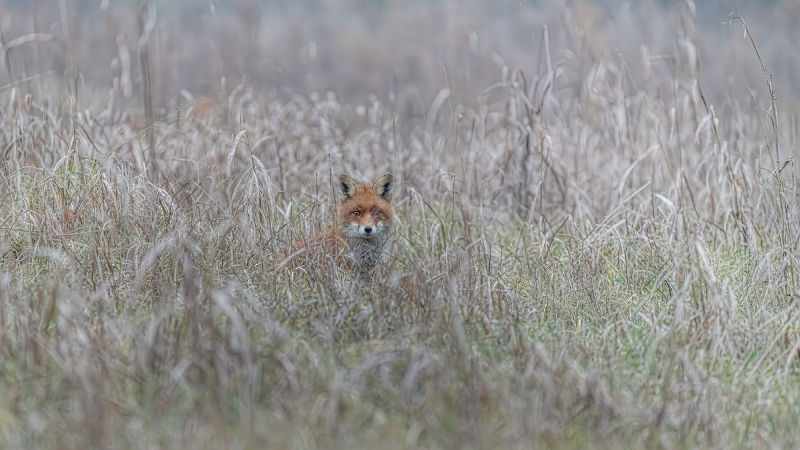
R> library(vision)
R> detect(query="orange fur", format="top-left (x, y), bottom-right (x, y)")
top-left (286, 174), bottom-right (395, 280)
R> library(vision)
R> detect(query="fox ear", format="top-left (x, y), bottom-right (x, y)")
top-left (339, 174), bottom-right (359, 198)
top-left (373, 174), bottom-right (393, 199)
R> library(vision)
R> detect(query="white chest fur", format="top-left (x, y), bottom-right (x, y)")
top-left (346, 233), bottom-right (391, 280)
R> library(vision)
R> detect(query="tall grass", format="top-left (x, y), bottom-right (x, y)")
top-left (0, 0), bottom-right (799, 448)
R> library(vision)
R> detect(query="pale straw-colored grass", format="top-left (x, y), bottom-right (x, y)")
top-left (0, 1), bottom-right (798, 448)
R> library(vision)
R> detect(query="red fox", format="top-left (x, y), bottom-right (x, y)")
top-left (286, 174), bottom-right (395, 281)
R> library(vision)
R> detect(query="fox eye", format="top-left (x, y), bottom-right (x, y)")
top-left (352, 211), bottom-right (361, 216)
top-left (372, 210), bottom-right (382, 217)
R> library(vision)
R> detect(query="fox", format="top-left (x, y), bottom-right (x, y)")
top-left (286, 173), bottom-right (395, 281)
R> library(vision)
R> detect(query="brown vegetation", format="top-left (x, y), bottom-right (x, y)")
top-left (0, 1), bottom-right (798, 448)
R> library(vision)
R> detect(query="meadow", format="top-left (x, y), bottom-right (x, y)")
top-left (0, 0), bottom-right (799, 448)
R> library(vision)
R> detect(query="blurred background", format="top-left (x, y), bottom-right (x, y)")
top-left (0, 0), bottom-right (797, 116)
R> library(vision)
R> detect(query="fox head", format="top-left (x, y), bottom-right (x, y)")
top-left (337, 173), bottom-right (394, 240)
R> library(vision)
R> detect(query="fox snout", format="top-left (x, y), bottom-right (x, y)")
top-left (356, 224), bottom-right (376, 237)
top-left (348, 221), bottom-right (385, 238)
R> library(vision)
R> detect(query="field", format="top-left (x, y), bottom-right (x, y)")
top-left (1, 0), bottom-right (799, 448)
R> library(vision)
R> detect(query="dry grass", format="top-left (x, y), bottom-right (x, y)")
top-left (0, 0), bottom-right (799, 448)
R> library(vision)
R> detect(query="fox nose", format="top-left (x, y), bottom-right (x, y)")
top-left (363, 226), bottom-right (373, 234)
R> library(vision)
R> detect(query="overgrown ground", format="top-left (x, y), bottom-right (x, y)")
top-left (1, 1), bottom-right (799, 448)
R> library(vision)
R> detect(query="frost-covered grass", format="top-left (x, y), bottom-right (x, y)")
top-left (0, 1), bottom-right (799, 448)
